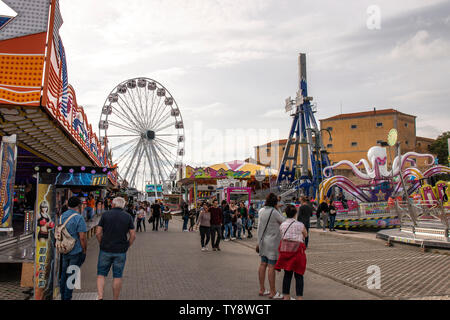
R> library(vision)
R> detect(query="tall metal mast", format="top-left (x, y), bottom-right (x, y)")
top-left (277, 53), bottom-right (331, 198)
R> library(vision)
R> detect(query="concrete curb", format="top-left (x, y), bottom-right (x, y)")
top-left (310, 229), bottom-right (386, 246)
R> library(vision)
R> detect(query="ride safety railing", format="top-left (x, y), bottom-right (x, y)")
top-left (391, 200), bottom-right (449, 239)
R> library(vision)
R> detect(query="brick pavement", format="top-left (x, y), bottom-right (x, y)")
top-left (78, 218), bottom-right (378, 300)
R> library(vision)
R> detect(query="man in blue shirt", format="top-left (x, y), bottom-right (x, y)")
top-left (59, 197), bottom-right (87, 300)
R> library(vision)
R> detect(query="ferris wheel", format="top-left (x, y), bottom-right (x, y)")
top-left (99, 78), bottom-right (185, 191)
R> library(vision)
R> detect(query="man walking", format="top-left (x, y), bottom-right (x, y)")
top-left (297, 196), bottom-right (312, 248)
top-left (151, 200), bottom-right (162, 231)
top-left (181, 201), bottom-right (189, 232)
top-left (316, 198), bottom-right (329, 230)
top-left (96, 197), bottom-right (136, 300)
top-left (59, 197), bottom-right (87, 300)
top-left (209, 199), bottom-right (223, 251)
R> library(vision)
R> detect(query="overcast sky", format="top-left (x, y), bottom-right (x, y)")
top-left (59, 0), bottom-right (450, 167)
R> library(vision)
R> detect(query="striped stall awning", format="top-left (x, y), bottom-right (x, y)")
top-left (0, 105), bottom-right (95, 166)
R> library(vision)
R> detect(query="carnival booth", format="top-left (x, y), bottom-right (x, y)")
top-left (177, 160), bottom-right (277, 208)
top-left (0, 0), bottom-right (118, 300)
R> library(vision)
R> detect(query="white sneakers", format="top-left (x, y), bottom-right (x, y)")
top-left (224, 239), bottom-right (230, 242)
top-left (231, 237), bottom-right (236, 241)
top-left (201, 247), bottom-right (206, 251)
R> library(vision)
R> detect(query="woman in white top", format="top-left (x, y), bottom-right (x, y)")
top-left (275, 204), bottom-right (308, 300)
top-left (136, 206), bottom-right (146, 232)
top-left (257, 193), bottom-right (286, 299)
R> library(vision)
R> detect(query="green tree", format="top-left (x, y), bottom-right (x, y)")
top-left (429, 131), bottom-right (450, 166)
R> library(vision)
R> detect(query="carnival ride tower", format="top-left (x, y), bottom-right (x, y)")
top-left (277, 53), bottom-right (331, 198)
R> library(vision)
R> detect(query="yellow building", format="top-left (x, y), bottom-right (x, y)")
top-left (254, 139), bottom-right (288, 171)
top-left (320, 108), bottom-right (418, 167)
top-left (255, 109), bottom-right (436, 180)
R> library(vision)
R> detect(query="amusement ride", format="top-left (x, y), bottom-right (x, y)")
top-left (99, 78), bottom-right (185, 191)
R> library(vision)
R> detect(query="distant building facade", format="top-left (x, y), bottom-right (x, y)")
top-left (254, 108), bottom-right (436, 182)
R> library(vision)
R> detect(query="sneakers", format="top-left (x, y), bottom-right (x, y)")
top-left (216, 247), bottom-right (221, 251)
top-left (224, 239), bottom-right (230, 242)
top-left (231, 237), bottom-right (236, 241)
top-left (201, 247), bottom-right (206, 252)
top-left (242, 235), bottom-right (247, 238)
top-left (212, 248), bottom-right (217, 251)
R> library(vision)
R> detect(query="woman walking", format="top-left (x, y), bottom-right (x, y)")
top-left (162, 205), bottom-right (172, 231)
top-left (239, 202), bottom-right (248, 238)
top-left (257, 193), bottom-right (286, 299)
top-left (195, 202), bottom-right (211, 252)
top-left (247, 204), bottom-right (256, 239)
top-left (230, 201), bottom-right (238, 240)
top-left (275, 205), bottom-right (308, 300)
top-left (223, 202), bottom-right (233, 241)
top-left (136, 206), bottom-right (146, 232)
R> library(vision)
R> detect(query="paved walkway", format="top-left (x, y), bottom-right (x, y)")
top-left (78, 218), bottom-right (378, 300)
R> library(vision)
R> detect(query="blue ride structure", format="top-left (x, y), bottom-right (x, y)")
top-left (277, 53), bottom-right (332, 199)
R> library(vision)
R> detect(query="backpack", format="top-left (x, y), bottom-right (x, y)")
top-left (55, 213), bottom-right (78, 254)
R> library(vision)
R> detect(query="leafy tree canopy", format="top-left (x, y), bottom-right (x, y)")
top-left (429, 131), bottom-right (450, 166)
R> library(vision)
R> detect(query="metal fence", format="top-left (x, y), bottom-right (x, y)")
top-left (392, 200), bottom-right (449, 239)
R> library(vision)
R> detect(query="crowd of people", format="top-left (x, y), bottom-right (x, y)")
top-left (181, 192), bottom-right (340, 300)
top-left (125, 199), bottom-right (172, 232)
top-left (56, 189), bottom-right (339, 301)
top-left (180, 198), bottom-right (258, 252)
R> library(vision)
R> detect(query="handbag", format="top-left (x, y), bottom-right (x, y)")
top-left (256, 208), bottom-right (274, 254)
top-left (148, 216), bottom-right (154, 224)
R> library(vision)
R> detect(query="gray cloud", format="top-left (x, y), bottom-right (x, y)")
top-left (59, 0), bottom-right (450, 166)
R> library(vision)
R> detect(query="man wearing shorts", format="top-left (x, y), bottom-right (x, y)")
top-left (96, 197), bottom-right (136, 300)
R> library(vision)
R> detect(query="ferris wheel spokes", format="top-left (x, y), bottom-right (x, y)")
top-left (123, 140), bottom-right (143, 182)
top-left (118, 94), bottom-right (146, 130)
top-left (111, 137), bottom-right (140, 151)
top-left (100, 77), bottom-right (185, 189)
top-left (143, 142), bottom-right (158, 185)
top-left (113, 101), bottom-right (144, 132)
top-left (155, 121), bottom-right (176, 133)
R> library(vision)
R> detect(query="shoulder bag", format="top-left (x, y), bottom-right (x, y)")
top-left (256, 208), bottom-right (274, 254)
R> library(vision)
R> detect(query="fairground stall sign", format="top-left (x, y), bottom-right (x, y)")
top-left (0, 0), bottom-right (115, 183)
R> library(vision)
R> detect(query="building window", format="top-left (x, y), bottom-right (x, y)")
top-left (351, 124), bottom-right (357, 129)
top-left (327, 127), bottom-right (333, 131)
top-left (327, 144), bottom-right (333, 148)
top-left (405, 141), bottom-right (408, 145)
top-left (405, 123), bottom-right (408, 127)
top-left (376, 122), bottom-right (383, 128)
top-left (351, 142), bottom-right (358, 147)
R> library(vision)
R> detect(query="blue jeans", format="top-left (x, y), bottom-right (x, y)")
top-left (97, 250), bottom-right (127, 278)
top-left (60, 252), bottom-right (85, 300)
top-left (84, 207), bottom-right (94, 220)
top-left (241, 218), bottom-right (247, 235)
top-left (329, 215), bottom-right (336, 230)
top-left (182, 216), bottom-right (189, 231)
top-left (164, 219), bottom-right (169, 230)
top-left (224, 223), bottom-right (233, 239)
top-left (237, 225), bottom-right (242, 239)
